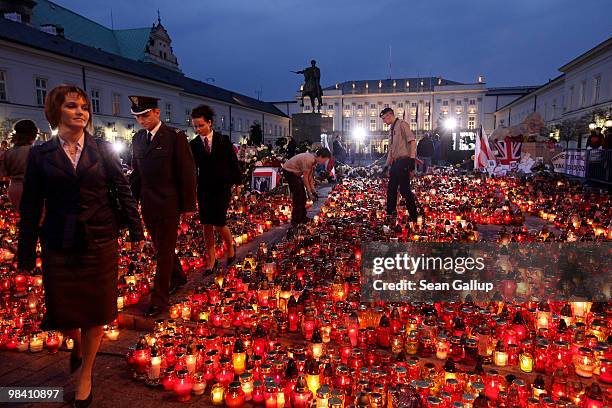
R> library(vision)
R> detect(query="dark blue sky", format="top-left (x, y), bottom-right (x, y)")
top-left (55, 0), bottom-right (611, 101)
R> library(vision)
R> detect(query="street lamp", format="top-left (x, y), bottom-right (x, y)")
top-left (444, 117), bottom-right (457, 131)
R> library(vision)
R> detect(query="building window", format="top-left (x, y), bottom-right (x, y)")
top-left (0, 71), bottom-right (7, 101)
top-left (164, 103), bottom-right (172, 122)
top-left (569, 86), bottom-right (574, 109)
top-left (424, 119), bottom-right (430, 131)
top-left (370, 119), bottom-right (376, 131)
top-left (384, 103), bottom-right (389, 108)
top-left (344, 105), bottom-right (350, 110)
top-left (357, 119), bottom-right (364, 128)
top-left (112, 93), bottom-right (121, 116)
top-left (411, 102), bottom-right (418, 108)
top-left (593, 75), bottom-right (601, 103)
top-left (383, 122), bottom-right (390, 131)
top-left (370, 103), bottom-right (376, 109)
top-left (220, 115), bottom-right (226, 130)
top-left (456, 108), bottom-right (462, 115)
top-left (456, 99), bottom-right (462, 106)
top-left (580, 80), bottom-right (587, 107)
top-left (304, 105), bottom-right (311, 111)
top-left (469, 99), bottom-right (476, 106)
top-left (425, 101), bottom-right (430, 107)
top-left (343, 118), bottom-right (351, 131)
top-left (468, 116), bottom-right (476, 130)
top-left (357, 104), bottom-right (363, 110)
top-left (35, 77), bottom-right (47, 106)
top-left (238, 118), bottom-right (242, 132)
top-left (231, 117), bottom-right (235, 131)
top-left (328, 104), bottom-right (334, 110)
top-left (185, 109), bottom-right (191, 124)
top-left (442, 100), bottom-right (448, 106)
top-left (410, 117), bottom-right (417, 131)
top-left (90, 89), bottom-right (100, 113)
top-left (369, 109), bottom-right (376, 117)
top-left (398, 103), bottom-right (403, 108)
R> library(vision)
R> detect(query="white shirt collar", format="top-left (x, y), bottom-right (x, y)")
top-left (200, 130), bottom-right (213, 144)
top-left (59, 133), bottom-right (85, 149)
top-left (149, 121), bottom-right (162, 137)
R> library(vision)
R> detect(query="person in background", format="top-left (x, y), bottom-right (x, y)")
top-left (332, 135), bottom-right (346, 163)
top-left (432, 133), bottom-right (441, 165)
top-left (380, 107), bottom-right (418, 222)
top-left (603, 128), bottom-right (612, 150)
top-left (189, 104), bottom-right (242, 274)
top-left (282, 148), bottom-right (331, 226)
top-left (128, 95), bottom-right (197, 318)
top-left (586, 128), bottom-right (603, 149)
top-left (0, 139), bottom-right (8, 188)
top-left (1, 119), bottom-right (38, 211)
top-left (18, 85), bottom-right (144, 408)
top-left (416, 133), bottom-right (434, 173)
top-left (286, 136), bottom-right (297, 158)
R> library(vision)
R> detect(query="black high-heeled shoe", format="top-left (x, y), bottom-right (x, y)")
top-left (73, 375), bottom-right (93, 408)
top-left (203, 259), bottom-right (219, 276)
top-left (70, 350), bottom-right (82, 374)
top-left (226, 244), bottom-right (237, 266)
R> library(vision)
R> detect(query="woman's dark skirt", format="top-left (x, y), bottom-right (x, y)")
top-left (198, 186), bottom-right (232, 227)
top-left (41, 237), bottom-right (119, 330)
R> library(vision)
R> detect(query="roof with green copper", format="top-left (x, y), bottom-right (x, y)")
top-left (30, 0), bottom-right (150, 61)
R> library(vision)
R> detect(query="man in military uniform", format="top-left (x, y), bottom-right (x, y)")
top-left (128, 96), bottom-right (197, 317)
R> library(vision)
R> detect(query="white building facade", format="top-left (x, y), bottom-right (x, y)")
top-left (297, 77), bottom-right (533, 154)
top-left (495, 37), bottom-right (612, 137)
top-left (0, 1), bottom-right (289, 145)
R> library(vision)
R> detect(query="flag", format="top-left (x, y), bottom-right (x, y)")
top-left (474, 125), bottom-right (495, 169)
top-left (494, 139), bottom-right (522, 165)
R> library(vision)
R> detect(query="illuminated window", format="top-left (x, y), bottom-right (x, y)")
top-left (112, 93), bottom-right (121, 116)
top-left (468, 116), bottom-right (476, 130)
top-left (357, 119), bottom-right (363, 128)
top-left (383, 123), bottom-right (390, 131)
top-left (343, 118), bottom-right (351, 131)
top-left (410, 117), bottom-right (417, 131)
top-left (370, 119), bottom-right (376, 131)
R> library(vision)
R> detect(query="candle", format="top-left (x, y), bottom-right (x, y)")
top-left (292, 375), bottom-right (313, 408)
top-left (29, 332), bottom-right (43, 353)
top-left (240, 372), bottom-right (254, 401)
top-left (173, 369), bottom-right (193, 402)
top-left (436, 334), bottom-right (449, 360)
top-left (315, 384), bottom-right (330, 408)
top-left (573, 347), bottom-right (596, 378)
top-left (105, 325), bottom-right (120, 341)
top-left (210, 383), bottom-right (225, 406)
top-left (45, 331), bottom-right (60, 354)
top-left (232, 339), bottom-right (247, 375)
top-left (225, 381), bottom-right (246, 408)
top-left (192, 373), bottom-right (206, 396)
top-left (519, 352), bottom-right (533, 373)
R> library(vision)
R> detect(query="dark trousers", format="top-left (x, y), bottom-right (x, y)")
top-left (387, 157), bottom-right (418, 221)
top-left (283, 169), bottom-right (307, 225)
top-left (145, 216), bottom-right (186, 307)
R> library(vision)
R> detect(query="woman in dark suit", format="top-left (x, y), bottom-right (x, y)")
top-left (18, 85), bottom-right (144, 408)
top-left (189, 105), bottom-right (241, 273)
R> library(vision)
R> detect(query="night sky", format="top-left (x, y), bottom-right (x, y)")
top-left (53, 0), bottom-right (611, 101)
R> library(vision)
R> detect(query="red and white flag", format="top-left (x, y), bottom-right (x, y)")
top-left (474, 126), bottom-right (495, 169)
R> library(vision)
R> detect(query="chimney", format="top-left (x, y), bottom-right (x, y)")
top-left (0, 0), bottom-right (37, 25)
top-left (40, 23), bottom-right (64, 37)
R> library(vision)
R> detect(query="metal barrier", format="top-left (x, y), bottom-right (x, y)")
top-left (586, 149), bottom-right (612, 185)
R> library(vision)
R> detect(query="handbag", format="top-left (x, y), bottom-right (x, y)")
top-left (95, 139), bottom-right (130, 230)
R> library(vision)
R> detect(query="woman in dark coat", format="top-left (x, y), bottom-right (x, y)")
top-left (18, 85), bottom-right (144, 407)
top-left (0, 119), bottom-right (38, 210)
top-left (189, 105), bottom-right (242, 273)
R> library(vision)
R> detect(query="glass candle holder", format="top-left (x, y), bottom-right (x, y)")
top-left (225, 381), bottom-right (246, 408)
top-left (210, 383), bottom-right (225, 406)
top-left (519, 352), bottom-right (533, 373)
top-left (173, 369), bottom-right (193, 402)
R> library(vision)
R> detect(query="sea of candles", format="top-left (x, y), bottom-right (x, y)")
top-left (122, 174), bottom-right (610, 406)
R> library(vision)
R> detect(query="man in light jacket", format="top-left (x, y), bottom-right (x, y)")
top-left (380, 107), bottom-right (418, 222)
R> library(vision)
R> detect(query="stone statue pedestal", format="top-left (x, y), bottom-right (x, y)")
top-left (292, 113), bottom-right (333, 144)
